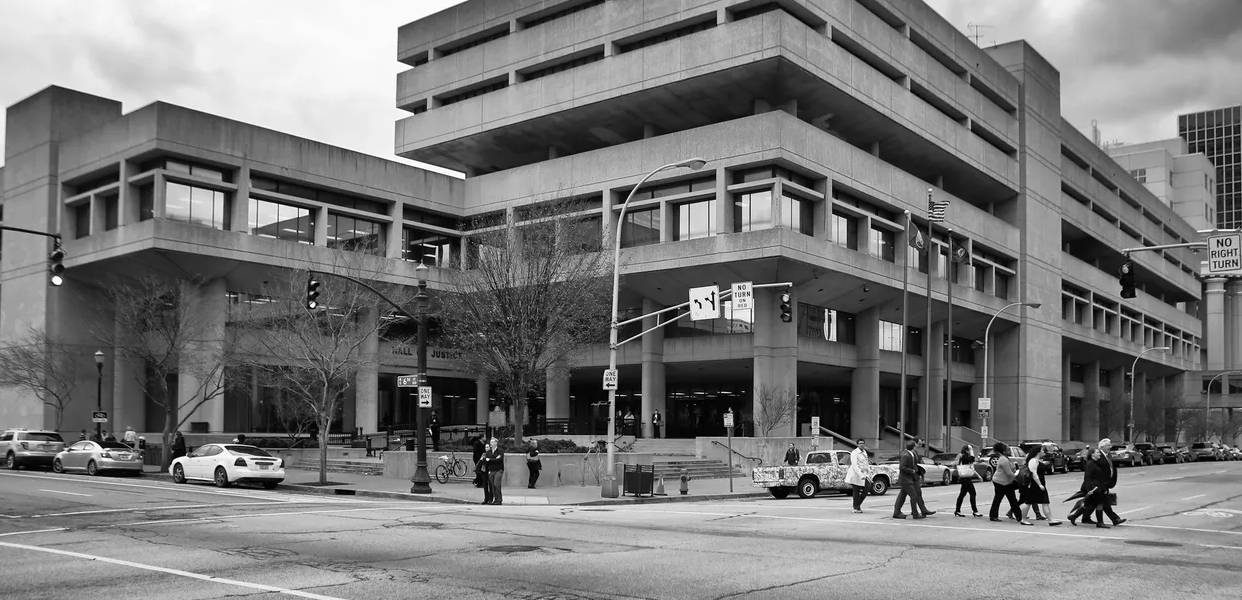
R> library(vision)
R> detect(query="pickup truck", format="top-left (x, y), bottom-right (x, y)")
top-left (752, 449), bottom-right (897, 499)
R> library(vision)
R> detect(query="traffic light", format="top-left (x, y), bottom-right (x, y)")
top-left (779, 291), bottom-right (792, 323)
top-left (305, 275), bottom-right (320, 310)
top-left (48, 242), bottom-right (66, 286)
top-left (1119, 259), bottom-right (1136, 299)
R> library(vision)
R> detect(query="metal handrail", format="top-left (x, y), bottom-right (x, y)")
top-left (710, 440), bottom-right (763, 466)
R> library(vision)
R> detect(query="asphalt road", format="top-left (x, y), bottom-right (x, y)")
top-left (2, 460), bottom-right (1241, 600)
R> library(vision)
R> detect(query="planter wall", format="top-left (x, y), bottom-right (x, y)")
top-left (382, 451), bottom-right (653, 487)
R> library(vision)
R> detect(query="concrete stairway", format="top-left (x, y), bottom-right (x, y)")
top-left (651, 457), bottom-right (740, 480)
top-left (630, 438), bottom-right (698, 456)
top-left (289, 458), bottom-right (383, 475)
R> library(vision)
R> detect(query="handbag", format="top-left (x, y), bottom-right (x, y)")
top-left (956, 464), bottom-right (976, 479)
top-left (1104, 492), bottom-right (1118, 506)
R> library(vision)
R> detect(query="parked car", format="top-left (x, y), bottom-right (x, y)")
top-left (1155, 445), bottom-right (1182, 464)
top-left (53, 440), bottom-right (143, 475)
top-left (883, 454), bottom-right (955, 486)
top-left (1133, 442), bottom-right (1163, 465)
top-left (1107, 443), bottom-right (1144, 467)
top-left (1230, 446), bottom-right (1242, 461)
top-left (1019, 440), bottom-right (1068, 473)
top-left (931, 452), bottom-right (975, 483)
top-left (752, 450), bottom-right (897, 498)
top-left (170, 443), bottom-right (285, 489)
top-left (975, 446), bottom-right (1026, 480)
top-left (1, 428), bottom-right (66, 470)
top-left (1213, 443), bottom-right (1233, 461)
top-left (1061, 441), bottom-right (1090, 471)
top-left (1188, 442), bottom-right (1219, 461)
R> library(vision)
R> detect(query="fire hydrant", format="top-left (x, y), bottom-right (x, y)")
top-left (679, 468), bottom-right (691, 495)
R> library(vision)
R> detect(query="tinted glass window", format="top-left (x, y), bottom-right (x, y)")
top-left (226, 445), bottom-right (273, 457)
top-left (0, 433), bottom-right (11, 442)
top-left (27, 432), bottom-right (64, 442)
top-left (100, 441), bottom-right (132, 449)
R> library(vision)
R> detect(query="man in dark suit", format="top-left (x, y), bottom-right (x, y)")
top-left (471, 435), bottom-right (486, 488)
top-left (893, 440), bottom-right (926, 519)
top-left (1082, 438), bottom-right (1126, 527)
top-left (912, 437), bottom-right (936, 516)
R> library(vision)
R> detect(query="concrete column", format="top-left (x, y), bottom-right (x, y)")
top-left (642, 124), bottom-right (656, 139)
top-left (781, 98), bottom-right (797, 117)
top-left (180, 278), bottom-right (227, 431)
top-left (850, 306), bottom-right (880, 446)
top-left (476, 376), bottom-right (490, 425)
top-left (753, 99), bottom-right (771, 115)
top-left (1230, 281), bottom-right (1242, 369)
top-left (90, 193), bottom-right (104, 236)
top-left (1132, 370), bottom-right (1147, 442)
top-left (112, 317), bottom-right (145, 434)
top-left (314, 206), bottom-right (330, 247)
top-left (641, 297), bottom-right (666, 438)
top-left (869, 142), bottom-right (880, 157)
top-left (231, 165), bottom-right (250, 232)
top-left (1082, 360), bottom-right (1101, 443)
top-left (355, 307), bottom-right (380, 433)
top-left (386, 204), bottom-right (403, 260)
top-left (922, 320), bottom-right (944, 444)
top-left (548, 146), bottom-right (560, 160)
top-left (545, 357), bottom-right (570, 420)
top-left (1061, 352), bottom-right (1072, 442)
top-left (755, 287), bottom-right (798, 438)
top-left (1206, 278), bottom-right (1226, 370)
top-left (602, 188), bottom-right (617, 254)
top-left (971, 343), bottom-right (986, 431)
top-left (119, 158), bottom-right (140, 226)
top-left (1107, 367), bottom-right (1125, 439)
top-left (714, 165), bottom-right (732, 235)
top-left (153, 173), bottom-right (168, 219)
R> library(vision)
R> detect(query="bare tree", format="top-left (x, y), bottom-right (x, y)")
top-left (753, 384), bottom-right (797, 437)
top-left (253, 368), bottom-right (319, 446)
top-left (93, 275), bottom-right (237, 471)
top-left (437, 197), bottom-right (611, 444)
top-left (231, 249), bottom-right (412, 484)
top-left (0, 327), bottom-right (84, 431)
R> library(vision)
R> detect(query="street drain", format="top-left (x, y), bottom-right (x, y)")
top-left (1125, 540), bottom-right (1182, 548)
top-left (483, 545), bottom-right (543, 554)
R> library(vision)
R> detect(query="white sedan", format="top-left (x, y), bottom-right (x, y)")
top-left (883, 454), bottom-right (956, 486)
top-left (170, 443), bottom-right (284, 489)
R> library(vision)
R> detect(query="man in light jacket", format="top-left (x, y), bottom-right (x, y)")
top-left (987, 442), bottom-right (1022, 522)
top-left (845, 438), bottom-right (873, 513)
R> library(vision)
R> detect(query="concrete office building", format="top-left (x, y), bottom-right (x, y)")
top-left (394, 0), bottom-right (1203, 447)
top-left (0, 86), bottom-right (482, 436)
top-left (1179, 105), bottom-right (1241, 229)
top-left (1106, 139), bottom-right (1215, 231)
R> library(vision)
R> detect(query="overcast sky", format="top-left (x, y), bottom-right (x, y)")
top-left (2, 0), bottom-right (1239, 175)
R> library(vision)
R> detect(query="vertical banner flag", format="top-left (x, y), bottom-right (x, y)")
top-left (907, 223), bottom-right (927, 254)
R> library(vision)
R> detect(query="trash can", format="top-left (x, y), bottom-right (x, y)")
top-left (405, 438), bottom-right (417, 451)
top-left (622, 463), bottom-right (655, 497)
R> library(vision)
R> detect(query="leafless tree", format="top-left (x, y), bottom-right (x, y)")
top-left (251, 368), bottom-right (319, 446)
top-left (231, 248), bottom-right (412, 484)
top-left (93, 275), bottom-right (237, 471)
top-left (753, 384), bottom-right (797, 437)
top-left (436, 196), bottom-right (611, 444)
top-left (0, 327), bottom-right (84, 431)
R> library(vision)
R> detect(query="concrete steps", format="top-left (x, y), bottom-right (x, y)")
top-left (652, 458), bottom-right (740, 480)
top-left (289, 458), bottom-right (383, 476)
top-left (631, 439), bottom-right (698, 456)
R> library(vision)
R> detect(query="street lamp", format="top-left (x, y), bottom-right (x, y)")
top-left (978, 302), bottom-right (1040, 449)
top-left (409, 262), bottom-right (433, 494)
top-left (93, 350), bottom-right (104, 440)
top-left (1128, 346), bottom-right (1171, 443)
top-left (1203, 371), bottom-right (1242, 443)
top-left (603, 157), bottom-right (707, 498)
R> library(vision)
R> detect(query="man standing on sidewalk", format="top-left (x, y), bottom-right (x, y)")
top-left (483, 438), bottom-right (505, 505)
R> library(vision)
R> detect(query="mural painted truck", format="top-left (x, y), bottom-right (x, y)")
top-left (752, 449), bottom-right (897, 499)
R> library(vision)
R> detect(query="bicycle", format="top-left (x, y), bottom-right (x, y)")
top-left (435, 451), bottom-right (469, 484)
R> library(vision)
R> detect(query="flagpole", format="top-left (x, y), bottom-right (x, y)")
top-left (945, 228), bottom-right (955, 453)
top-left (898, 210), bottom-right (912, 451)
top-left (924, 189), bottom-right (935, 451)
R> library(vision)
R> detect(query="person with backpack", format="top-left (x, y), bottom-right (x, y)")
top-left (784, 443), bottom-right (801, 466)
top-left (1016, 445), bottom-right (1060, 526)
top-left (987, 442), bottom-right (1022, 522)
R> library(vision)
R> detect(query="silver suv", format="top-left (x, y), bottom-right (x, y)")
top-left (1, 429), bottom-right (67, 470)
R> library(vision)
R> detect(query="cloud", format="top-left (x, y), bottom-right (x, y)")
top-left (0, 0), bottom-right (467, 175)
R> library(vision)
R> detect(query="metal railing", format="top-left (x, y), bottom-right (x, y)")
top-left (710, 440), bottom-right (763, 467)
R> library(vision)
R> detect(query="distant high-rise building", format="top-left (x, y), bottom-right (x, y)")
top-left (1178, 106), bottom-right (1241, 228)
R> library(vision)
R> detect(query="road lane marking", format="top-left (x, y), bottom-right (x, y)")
top-left (1182, 494), bottom-right (1206, 500)
top-left (1118, 505), bottom-right (1150, 515)
top-left (0, 472), bottom-right (369, 504)
top-left (0, 528), bottom-right (66, 538)
top-left (39, 489), bottom-right (93, 497)
top-left (27, 502), bottom-right (294, 518)
top-left (128, 505), bottom-right (427, 527)
top-left (0, 540), bottom-right (350, 600)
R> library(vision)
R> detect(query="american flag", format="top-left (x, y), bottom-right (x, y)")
top-left (927, 197), bottom-right (949, 223)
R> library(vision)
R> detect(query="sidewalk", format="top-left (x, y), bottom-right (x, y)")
top-left (281, 471), bottom-right (767, 506)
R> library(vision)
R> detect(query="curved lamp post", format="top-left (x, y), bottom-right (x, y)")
top-left (979, 302), bottom-right (1040, 448)
top-left (1203, 371), bottom-right (1242, 444)
top-left (603, 157), bottom-right (707, 498)
top-left (94, 350), bottom-right (105, 440)
top-left (1128, 346), bottom-right (1170, 443)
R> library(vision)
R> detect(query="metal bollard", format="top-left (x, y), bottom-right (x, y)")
top-left (679, 468), bottom-right (691, 495)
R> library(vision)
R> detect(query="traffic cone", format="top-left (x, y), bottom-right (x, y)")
top-left (655, 475), bottom-right (666, 496)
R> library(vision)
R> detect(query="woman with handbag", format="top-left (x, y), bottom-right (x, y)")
top-left (1017, 445), bottom-right (1061, 526)
top-left (844, 438), bottom-right (873, 513)
top-left (955, 445), bottom-right (982, 518)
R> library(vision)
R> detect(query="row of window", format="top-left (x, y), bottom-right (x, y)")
top-left (619, 191), bottom-right (816, 247)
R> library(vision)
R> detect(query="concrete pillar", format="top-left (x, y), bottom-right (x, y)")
top-left (153, 173), bottom-right (168, 219)
top-left (545, 357), bottom-right (570, 420)
top-left (923, 320), bottom-right (945, 446)
top-left (476, 376), bottom-right (490, 425)
top-left (781, 98), bottom-right (797, 117)
top-left (548, 146), bottom-right (560, 160)
top-left (850, 306), bottom-right (880, 446)
top-left (180, 278), bottom-right (227, 431)
top-left (754, 287), bottom-right (798, 438)
top-left (1206, 278), bottom-right (1226, 370)
top-left (314, 206), bottom-right (330, 247)
top-left (869, 142), bottom-right (880, 157)
top-left (1230, 281), bottom-right (1242, 369)
top-left (232, 165), bottom-right (250, 233)
top-left (112, 316), bottom-right (145, 435)
top-left (934, 175), bottom-right (945, 189)
top-left (642, 124), bottom-right (656, 139)
top-left (1132, 370), bottom-right (1147, 442)
top-left (1061, 352), bottom-right (1072, 443)
top-left (641, 297), bottom-right (666, 438)
top-left (355, 307), bottom-right (380, 433)
top-left (119, 158), bottom-right (140, 226)
top-left (1082, 360), bottom-right (1101, 443)
top-left (386, 204), bottom-right (404, 260)
top-left (715, 165), bottom-right (732, 234)
top-left (753, 99), bottom-right (771, 115)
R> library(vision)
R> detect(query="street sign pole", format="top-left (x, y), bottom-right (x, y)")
top-left (724, 409), bottom-right (735, 492)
